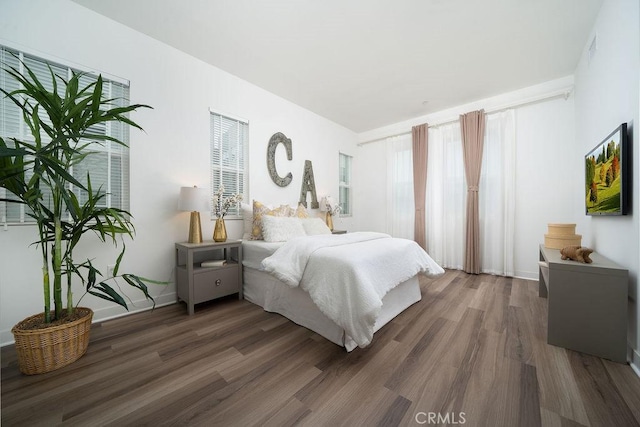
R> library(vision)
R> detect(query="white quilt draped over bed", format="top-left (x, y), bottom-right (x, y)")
top-left (261, 232), bottom-right (444, 348)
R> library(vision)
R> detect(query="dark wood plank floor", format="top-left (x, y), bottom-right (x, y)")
top-left (2, 270), bottom-right (640, 426)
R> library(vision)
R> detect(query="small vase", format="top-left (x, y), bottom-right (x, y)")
top-left (213, 218), bottom-right (227, 242)
top-left (326, 212), bottom-right (334, 231)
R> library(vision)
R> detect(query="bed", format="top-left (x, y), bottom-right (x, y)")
top-left (242, 230), bottom-right (444, 351)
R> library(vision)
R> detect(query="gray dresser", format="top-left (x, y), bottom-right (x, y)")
top-left (538, 244), bottom-right (628, 363)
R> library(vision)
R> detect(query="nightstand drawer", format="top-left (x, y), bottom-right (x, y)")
top-left (193, 266), bottom-right (239, 303)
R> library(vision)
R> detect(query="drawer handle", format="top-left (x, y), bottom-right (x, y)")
top-left (215, 279), bottom-right (222, 286)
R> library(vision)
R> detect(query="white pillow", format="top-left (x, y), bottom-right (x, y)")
top-left (241, 203), bottom-right (253, 240)
top-left (261, 216), bottom-right (307, 242)
top-left (301, 218), bottom-right (332, 235)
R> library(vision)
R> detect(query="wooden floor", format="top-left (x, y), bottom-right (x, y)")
top-left (2, 270), bottom-right (640, 426)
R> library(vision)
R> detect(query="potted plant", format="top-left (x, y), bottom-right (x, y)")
top-left (0, 57), bottom-right (160, 374)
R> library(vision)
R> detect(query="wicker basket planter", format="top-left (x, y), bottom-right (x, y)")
top-left (11, 307), bottom-right (93, 375)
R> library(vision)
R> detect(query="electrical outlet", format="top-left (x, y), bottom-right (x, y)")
top-left (107, 264), bottom-right (116, 278)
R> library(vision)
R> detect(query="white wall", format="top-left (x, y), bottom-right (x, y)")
top-left (513, 98), bottom-right (576, 277)
top-left (573, 0), bottom-right (640, 365)
top-left (0, 0), bottom-right (357, 345)
top-left (355, 78), bottom-right (576, 279)
top-left (352, 142), bottom-right (388, 234)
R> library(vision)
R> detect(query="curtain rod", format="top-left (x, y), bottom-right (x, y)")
top-left (357, 86), bottom-right (573, 147)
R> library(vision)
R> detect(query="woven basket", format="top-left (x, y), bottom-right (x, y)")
top-left (11, 307), bottom-right (93, 375)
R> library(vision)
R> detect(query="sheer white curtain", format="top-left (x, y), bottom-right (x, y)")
top-left (425, 123), bottom-right (466, 270)
top-left (422, 110), bottom-right (516, 275)
top-left (385, 134), bottom-right (414, 239)
top-left (479, 110), bottom-right (516, 276)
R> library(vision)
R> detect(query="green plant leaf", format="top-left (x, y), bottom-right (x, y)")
top-left (87, 263), bottom-right (97, 291)
top-left (0, 145), bottom-right (28, 157)
top-left (89, 283), bottom-right (128, 309)
top-left (39, 156), bottom-right (85, 190)
top-left (92, 75), bottom-right (103, 116)
top-left (121, 274), bottom-right (155, 308)
top-left (135, 276), bottom-right (169, 286)
top-left (113, 244), bottom-right (125, 277)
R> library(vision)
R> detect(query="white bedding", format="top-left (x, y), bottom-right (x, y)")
top-left (262, 232), bottom-right (444, 348)
top-left (242, 240), bottom-right (283, 270)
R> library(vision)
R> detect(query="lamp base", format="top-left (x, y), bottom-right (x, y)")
top-left (326, 212), bottom-right (334, 231)
top-left (188, 211), bottom-right (203, 244)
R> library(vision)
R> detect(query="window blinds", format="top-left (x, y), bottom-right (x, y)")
top-left (0, 46), bottom-right (131, 224)
top-left (339, 153), bottom-right (352, 215)
top-left (210, 112), bottom-right (248, 218)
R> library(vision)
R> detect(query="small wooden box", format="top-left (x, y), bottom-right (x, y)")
top-left (544, 223), bottom-right (582, 249)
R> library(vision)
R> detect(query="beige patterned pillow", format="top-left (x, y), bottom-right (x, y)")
top-left (292, 203), bottom-right (309, 218)
top-left (251, 200), bottom-right (292, 240)
top-left (241, 203), bottom-right (253, 240)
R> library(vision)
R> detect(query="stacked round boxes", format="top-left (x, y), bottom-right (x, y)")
top-left (544, 223), bottom-right (582, 249)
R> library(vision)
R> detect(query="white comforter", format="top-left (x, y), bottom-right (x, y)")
top-left (261, 232), bottom-right (444, 348)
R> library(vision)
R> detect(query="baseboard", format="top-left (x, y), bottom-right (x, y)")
top-left (514, 270), bottom-right (538, 281)
top-left (0, 292), bottom-right (177, 347)
top-left (631, 348), bottom-right (640, 378)
top-left (88, 292), bottom-right (177, 325)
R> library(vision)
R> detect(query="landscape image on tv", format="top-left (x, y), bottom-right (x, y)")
top-left (585, 123), bottom-right (626, 215)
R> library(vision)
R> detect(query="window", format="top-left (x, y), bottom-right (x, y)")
top-left (210, 111), bottom-right (248, 218)
top-left (339, 153), bottom-right (352, 216)
top-left (385, 135), bottom-right (414, 239)
top-left (422, 111), bottom-right (515, 275)
top-left (0, 46), bottom-right (131, 224)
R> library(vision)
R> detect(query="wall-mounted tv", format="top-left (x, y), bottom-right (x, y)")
top-left (585, 123), bottom-right (628, 215)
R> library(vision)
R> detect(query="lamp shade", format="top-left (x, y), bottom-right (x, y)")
top-left (320, 196), bottom-right (327, 212)
top-left (178, 186), bottom-right (209, 212)
top-left (320, 196), bottom-right (336, 212)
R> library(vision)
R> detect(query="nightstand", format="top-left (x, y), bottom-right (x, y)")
top-left (332, 230), bottom-right (347, 234)
top-left (175, 240), bottom-right (243, 315)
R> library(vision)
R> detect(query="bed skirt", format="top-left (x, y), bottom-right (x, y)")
top-left (243, 267), bottom-right (421, 351)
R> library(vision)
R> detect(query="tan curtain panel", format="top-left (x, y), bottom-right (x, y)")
top-left (412, 123), bottom-right (428, 249)
top-left (460, 110), bottom-right (486, 274)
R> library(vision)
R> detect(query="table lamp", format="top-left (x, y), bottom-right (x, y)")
top-left (178, 186), bottom-right (208, 243)
top-left (320, 196), bottom-right (335, 231)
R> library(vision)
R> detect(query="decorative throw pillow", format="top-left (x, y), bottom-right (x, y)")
top-left (292, 203), bottom-right (309, 218)
top-left (251, 200), bottom-right (292, 240)
top-left (301, 218), bottom-right (332, 235)
top-left (241, 203), bottom-right (253, 240)
top-left (261, 216), bottom-right (307, 242)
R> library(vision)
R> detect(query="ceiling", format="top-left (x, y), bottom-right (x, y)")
top-left (71, 0), bottom-right (602, 133)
